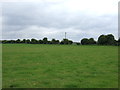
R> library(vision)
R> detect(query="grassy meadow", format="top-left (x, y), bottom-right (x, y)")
top-left (2, 44), bottom-right (118, 88)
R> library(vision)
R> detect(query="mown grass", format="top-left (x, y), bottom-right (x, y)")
top-left (2, 44), bottom-right (118, 88)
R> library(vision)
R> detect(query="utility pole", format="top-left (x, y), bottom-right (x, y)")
top-left (65, 32), bottom-right (66, 39)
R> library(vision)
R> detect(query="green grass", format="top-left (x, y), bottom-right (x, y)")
top-left (2, 44), bottom-right (118, 88)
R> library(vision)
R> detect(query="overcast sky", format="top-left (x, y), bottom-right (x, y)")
top-left (1, 0), bottom-right (119, 41)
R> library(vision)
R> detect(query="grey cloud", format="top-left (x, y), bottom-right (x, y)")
top-left (2, 2), bottom-right (118, 41)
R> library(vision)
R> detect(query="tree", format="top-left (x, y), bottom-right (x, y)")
top-left (26, 39), bottom-right (30, 44)
top-left (68, 40), bottom-right (73, 44)
top-left (106, 34), bottom-right (116, 45)
top-left (51, 39), bottom-right (60, 44)
top-left (38, 40), bottom-right (43, 44)
top-left (22, 39), bottom-right (27, 43)
top-left (76, 43), bottom-right (80, 45)
top-left (2, 40), bottom-right (7, 44)
top-left (6, 40), bottom-right (11, 43)
top-left (117, 38), bottom-right (120, 46)
top-left (89, 38), bottom-right (96, 44)
top-left (10, 40), bottom-right (15, 44)
top-left (98, 34), bottom-right (116, 45)
top-left (98, 35), bottom-right (107, 45)
top-left (16, 39), bottom-right (21, 43)
top-left (31, 38), bottom-right (38, 44)
top-left (51, 39), bottom-right (56, 44)
top-left (43, 37), bottom-right (48, 44)
top-left (60, 41), bottom-right (64, 44)
top-left (81, 38), bottom-right (89, 45)
top-left (56, 40), bottom-right (60, 44)
top-left (60, 39), bottom-right (73, 44)
top-left (47, 41), bottom-right (51, 44)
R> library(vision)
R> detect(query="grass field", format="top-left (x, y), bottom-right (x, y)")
top-left (2, 44), bottom-right (118, 88)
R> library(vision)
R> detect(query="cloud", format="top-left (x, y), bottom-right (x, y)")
top-left (0, 3), bottom-right (2, 40)
top-left (1, 0), bottom-right (118, 41)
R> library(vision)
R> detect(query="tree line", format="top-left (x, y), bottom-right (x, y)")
top-left (1, 38), bottom-right (73, 45)
top-left (1, 34), bottom-right (120, 45)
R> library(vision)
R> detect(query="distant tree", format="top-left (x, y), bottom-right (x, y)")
top-left (56, 40), bottom-right (60, 44)
top-left (38, 40), bottom-right (43, 44)
top-left (98, 35), bottom-right (107, 45)
top-left (68, 40), bottom-right (73, 44)
top-left (1, 34), bottom-right (117, 45)
top-left (117, 38), bottom-right (120, 46)
top-left (89, 38), bottom-right (96, 44)
top-left (60, 39), bottom-right (73, 45)
top-left (98, 34), bottom-right (116, 45)
top-left (43, 37), bottom-right (48, 44)
top-left (10, 40), bottom-right (15, 44)
top-left (6, 40), bottom-right (11, 43)
top-left (2, 40), bottom-right (5, 43)
top-left (51, 39), bottom-right (60, 44)
top-left (16, 39), bottom-right (21, 43)
top-left (63, 39), bottom-right (68, 44)
top-left (114, 40), bottom-right (118, 46)
top-left (60, 41), bottom-right (64, 44)
top-left (76, 43), bottom-right (80, 45)
top-left (26, 39), bottom-right (31, 44)
top-left (2, 40), bottom-right (7, 44)
top-left (51, 39), bottom-right (56, 44)
top-left (106, 34), bottom-right (116, 45)
top-left (118, 38), bottom-right (120, 42)
top-left (31, 38), bottom-right (38, 44)
top-left (47, 41), bottom-right (51, 44)
top-left (22, 39), bottom-right (27, 43)
top-left (81, 38), bottom-right (89, 45)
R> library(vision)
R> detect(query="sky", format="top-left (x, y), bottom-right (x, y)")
top-left (1, 0), bottom-right (119, 42)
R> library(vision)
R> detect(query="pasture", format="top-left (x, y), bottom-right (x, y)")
top-left (2, 44), bottom-right (118, 88)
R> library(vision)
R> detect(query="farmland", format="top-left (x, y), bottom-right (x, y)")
top-left (2, 44), bottom-right (118, 88)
